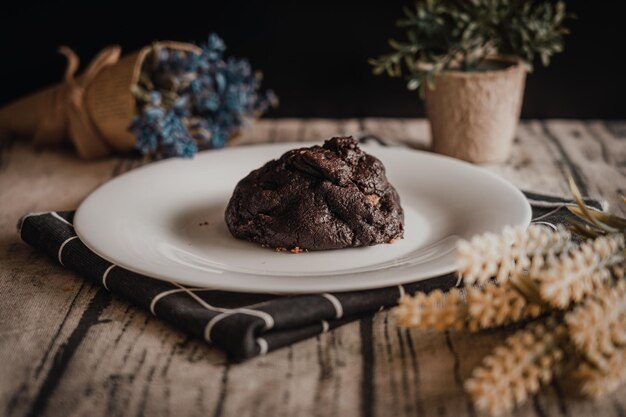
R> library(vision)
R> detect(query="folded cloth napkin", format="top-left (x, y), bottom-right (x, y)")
top-left (17, 137), bottom-right (606, 361)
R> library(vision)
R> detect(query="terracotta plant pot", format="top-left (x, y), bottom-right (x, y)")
top-left (424, 58), bottom-right (526, 163)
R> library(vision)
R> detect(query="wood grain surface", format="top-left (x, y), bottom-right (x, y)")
top-left (1, 119), bottom-right (625, 417)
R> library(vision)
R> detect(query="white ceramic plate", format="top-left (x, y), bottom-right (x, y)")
top-left (75, 142), bottom-right (531, 293)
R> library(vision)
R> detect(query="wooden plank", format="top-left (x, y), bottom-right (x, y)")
top-left (214, 120), bottom-right (363, 417)
top-left (361, 118), bottom-right (626, 417)
top-left (217, 323), bottom-right (364, 417)
top-left (42, 302), bottom-right (226, 417)
top-left (229, 119), bottom-right (277, 146)
top-left (271, 118), bottom-right (305, 143)
top-left (519, 119), bottom-right (626, 417)
top-left (0, 142), bottom-right (228, 417)
top-left (0, 142), bottom-right (116, 417)
top-left (480, 121), bottom-right (571, 194)
top-left (9, 148), bottom-right (229, 417)
top-left (546, 120), bottom-right (625, 215)
top-left (300, 118), bottom-right (362, 141)
top-left (361, 118), bottom-right (430, 149)
top-left (231, 118), bottom-right (364, 147)
top-left (1, 119), bottom-right (625, 417)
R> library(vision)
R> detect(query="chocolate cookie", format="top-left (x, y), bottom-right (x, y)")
top-left (224, 137), bottom-right (404, 251)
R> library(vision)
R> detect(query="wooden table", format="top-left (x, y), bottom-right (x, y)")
top-left (1, 119), bottom-right (625, 417)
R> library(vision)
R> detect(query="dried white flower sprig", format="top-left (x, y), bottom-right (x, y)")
top-left (394, 179), bottom-right (626, 416)
top-left (576, 346), bottom-right (626, 398)
top-left (395, 283), bottom-right (543, 332)
top-left (535, 234), bottom-right (624, 308)
top-left (465, 318), bottom-right (567, 415)
top-left (566, 281), bottom-right (626, 369)
top-left (457, 224), bottom-right (572, 284)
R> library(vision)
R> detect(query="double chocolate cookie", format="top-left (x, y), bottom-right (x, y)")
top-left (225, 137), bottom-right (404, 251)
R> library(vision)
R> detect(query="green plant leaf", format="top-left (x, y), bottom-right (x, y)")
top-left (368, 0), bottom-right (571, 96)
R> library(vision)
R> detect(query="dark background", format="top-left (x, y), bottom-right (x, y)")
top-left (1, 0), bottom-right (624, 118)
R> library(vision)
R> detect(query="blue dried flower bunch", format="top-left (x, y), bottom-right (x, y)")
top-left (130, 34), bottom-right (278, 159)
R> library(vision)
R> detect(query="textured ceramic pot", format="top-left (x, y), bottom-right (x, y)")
top-left (424, 58), bottom-right (526, 163)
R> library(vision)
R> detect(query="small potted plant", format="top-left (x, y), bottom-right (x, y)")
top-left (370, 0), bottom-right (570, 163)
